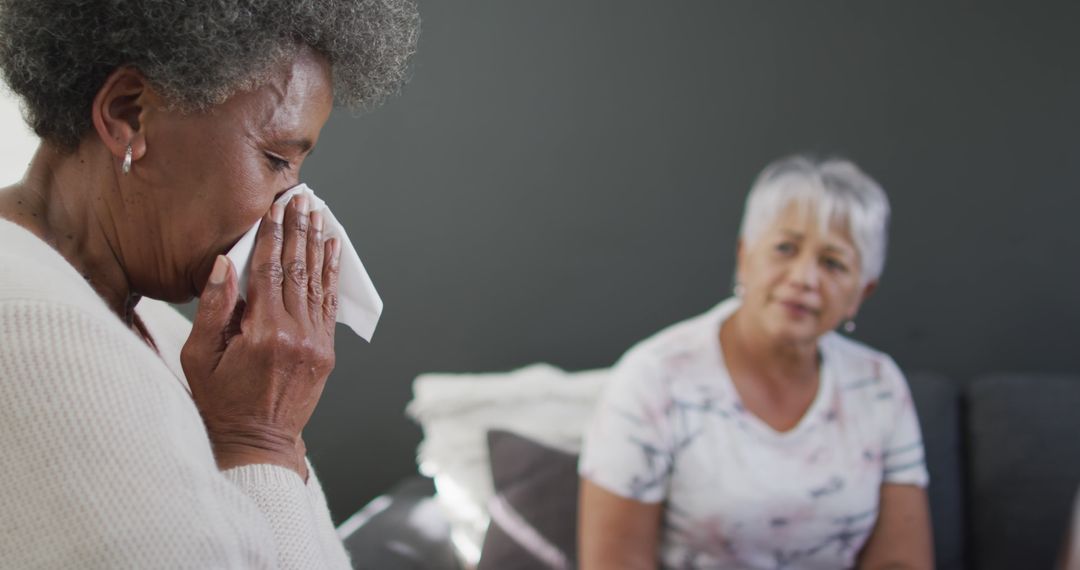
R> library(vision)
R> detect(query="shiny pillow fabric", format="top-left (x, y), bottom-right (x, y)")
top-left (478, 430), bottom-right (579, 570)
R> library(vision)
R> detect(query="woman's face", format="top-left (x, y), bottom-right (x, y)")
top-left (120, 47), bottom-right (334, 302)
top-left (736, 203), bottom-right (873, 345)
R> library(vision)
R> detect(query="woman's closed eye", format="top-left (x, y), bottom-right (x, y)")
top-left (264, 152), bottom-right (292, 172)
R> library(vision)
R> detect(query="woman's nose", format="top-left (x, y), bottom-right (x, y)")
top-left (788, 253), bottom-right (819, 289)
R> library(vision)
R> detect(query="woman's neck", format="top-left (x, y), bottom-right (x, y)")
top-left (722, 306), bottom-right (820, 389)
top-left (0, 142), bottom-right (139, 324)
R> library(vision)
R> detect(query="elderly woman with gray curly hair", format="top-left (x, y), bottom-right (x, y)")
top-left (579, 156), bottom-right (933, 569)
top-left (0, 1), bottom-right (417, 567)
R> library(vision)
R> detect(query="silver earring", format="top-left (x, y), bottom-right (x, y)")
top-left (843, 320), bottom-right (856, 333)
top-left (733, 283), bottom-right (746, 298)
top-left (122, 144), bottom-right (132, 174)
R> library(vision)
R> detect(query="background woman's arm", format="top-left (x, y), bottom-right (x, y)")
top-left (578, 478), bottom-right (663, 570)
top-left (857, 483), bottom-right (934, 570)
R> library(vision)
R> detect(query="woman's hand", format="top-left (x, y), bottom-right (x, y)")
top-left (181, 195), bottom-right (342, 480)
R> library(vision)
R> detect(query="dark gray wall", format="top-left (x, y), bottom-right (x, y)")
top-left (273, 2), bottom-right (1080, 522)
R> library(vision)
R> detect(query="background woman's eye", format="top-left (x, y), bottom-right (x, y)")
top-left (775, 242), bottom-right (796, 255)
top-left (824, 258), bottom-right (848, 272)
top-left (265, 153), bottom-right (291, 172)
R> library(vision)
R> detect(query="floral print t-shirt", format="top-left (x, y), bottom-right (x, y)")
top-left (579, 298), bottom-right (929, 570)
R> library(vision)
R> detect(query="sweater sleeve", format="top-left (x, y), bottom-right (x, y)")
top-left (223, 464), bottom-right (352, 569)
top-left (140, 298), bottom-right (352, 568)
top-left (0, 299), bottom-right (344, 568)
top-left (304, 460), bottom-right (354, 569)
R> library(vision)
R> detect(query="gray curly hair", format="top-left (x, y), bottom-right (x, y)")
top-left (0, 0), bottom-right (419, 150)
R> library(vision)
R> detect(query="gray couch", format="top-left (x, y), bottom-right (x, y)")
top-left (341, 372), bottom-right (1080, 570)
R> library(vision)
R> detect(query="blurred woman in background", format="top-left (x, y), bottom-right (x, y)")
top-left (578, 155), bottom-right (933, 569)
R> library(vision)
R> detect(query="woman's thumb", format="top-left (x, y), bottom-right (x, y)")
top-left (188, 255), bottom-right (240, 356)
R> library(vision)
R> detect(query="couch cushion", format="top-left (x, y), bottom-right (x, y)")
top-left (907, 371), bottom-right (965, 570)
top-left (406, 364), bottom-right (607, 566)
top-left (339, 477), bottom-right (462, 570)
top-left (966, 373), bottom-right (1080, 570)
top-left (478, 430), bottom-right (579, 570)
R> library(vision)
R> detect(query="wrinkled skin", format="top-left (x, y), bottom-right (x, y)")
top-left (0, 46), bottom-right (340, 478)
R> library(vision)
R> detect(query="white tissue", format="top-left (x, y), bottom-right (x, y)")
top-left (225, 184), bottom-right (383, 341)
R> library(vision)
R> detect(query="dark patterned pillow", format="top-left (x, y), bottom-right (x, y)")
top-left (477, 430), bottom-right (580, 570)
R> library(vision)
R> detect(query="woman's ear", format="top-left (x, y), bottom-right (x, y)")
top-left (847, 279), bottom-right (878, 320)
top-left (860, 280), bottom-right (878, 304)
top-left (90, 66), bottom-right (150, 167)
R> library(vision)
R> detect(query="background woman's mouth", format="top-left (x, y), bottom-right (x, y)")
top-left (779, 300), bottom-right (817, 317)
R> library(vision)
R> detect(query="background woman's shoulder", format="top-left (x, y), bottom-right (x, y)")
top-left (608, 299), bottom-right (738, 401)
top-left (619, 299), bottom-right (736, 367)
top-left (822, 331), bottom-right (910, 393)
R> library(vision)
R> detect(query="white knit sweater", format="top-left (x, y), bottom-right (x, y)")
top-left (0, 219), bottom-right (352, 569)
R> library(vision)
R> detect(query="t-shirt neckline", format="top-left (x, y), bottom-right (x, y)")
top-left (708, 298), bottom-right (834, 443)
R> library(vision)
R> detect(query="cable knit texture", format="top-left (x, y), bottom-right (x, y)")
top-left (0, 218), bottom-right (351, 568)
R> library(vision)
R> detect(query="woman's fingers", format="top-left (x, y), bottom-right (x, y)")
top-left (247, 203), bottom-right (285, 313)
top-left (321, 238), bottom-right (342, 334)
top-left (185, 196), bottom-right (342, 481)
top-left (242, 193), bottom-right (335, 329)
top-left (281, 195), bottom-right (311, 318)
top-left (306, 210), bottom-right (326, 319)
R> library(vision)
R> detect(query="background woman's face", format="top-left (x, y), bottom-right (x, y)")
top-left (737, 204), bottom-right (869, 345)
top-left (122, 47), bottom-right (334, 302)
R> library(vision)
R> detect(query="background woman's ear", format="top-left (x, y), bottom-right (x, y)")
top-left (861, 280), bottom-right (879, 303)
top-left (90, 67), bottom-right (150, 164)
top-left (847, 279), bottom-right (879, 321)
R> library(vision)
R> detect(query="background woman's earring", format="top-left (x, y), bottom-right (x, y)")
top-left (733, 283), bottom-right (746, 298)
top-left (843, 320), bottom-right (856, 333)
top-left (122, 144), bottom-right (132, 174)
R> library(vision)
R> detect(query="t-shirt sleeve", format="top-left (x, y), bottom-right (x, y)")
top-left (578, 348), bottom-right (674, 503)
top-left (879, 358), bottom-right (930, 487)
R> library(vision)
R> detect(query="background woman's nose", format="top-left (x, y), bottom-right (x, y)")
top-left (788, 252), bottom-right (819, 289)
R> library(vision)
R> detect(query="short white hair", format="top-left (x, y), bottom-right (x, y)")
top-left (738, 155), bottom-right (891, 283)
